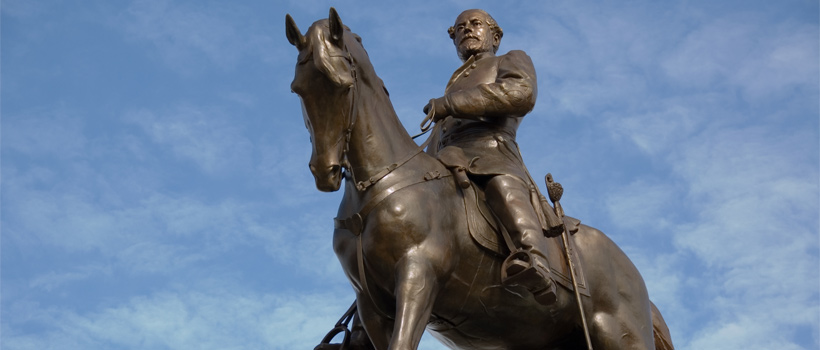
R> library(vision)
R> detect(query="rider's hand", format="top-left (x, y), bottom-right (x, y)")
top-left (422, 97), bottom-right (448, 121)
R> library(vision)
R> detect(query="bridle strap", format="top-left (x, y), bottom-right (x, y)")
top-left (339, 49), bottom-right (359, 184)
top-left (340, 48), bottom-right (440, 192)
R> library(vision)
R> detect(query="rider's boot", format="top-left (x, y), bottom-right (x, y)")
top-left (486, 175), bottom-right (557, 306)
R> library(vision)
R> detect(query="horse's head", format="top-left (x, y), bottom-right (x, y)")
top-left (286, 8), bottom-right (362, 192)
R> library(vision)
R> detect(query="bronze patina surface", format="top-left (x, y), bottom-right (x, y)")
top-left (286, 8), bottom-right (673, 350)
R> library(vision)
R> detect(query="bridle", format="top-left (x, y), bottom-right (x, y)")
top-left (301, 36), bottom-right (360, 188)
top-left (325, 40), bottom-right (430, 193)
top-left (329, 46), bottom-right (360, 187)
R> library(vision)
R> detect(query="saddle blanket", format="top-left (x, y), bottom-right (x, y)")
top-left (461, 183), bottom-right (590, 297)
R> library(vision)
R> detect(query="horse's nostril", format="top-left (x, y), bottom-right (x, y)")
top-left (309, 163), bottom-right (340, 176)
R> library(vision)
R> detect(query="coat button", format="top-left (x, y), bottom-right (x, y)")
top-left (471, 63), bottom-right (477, 68)
top-left (464, 72), bottom-right (470, 77)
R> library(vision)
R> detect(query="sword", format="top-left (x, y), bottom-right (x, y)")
top-left (546, 173), bottom-right (593, 350)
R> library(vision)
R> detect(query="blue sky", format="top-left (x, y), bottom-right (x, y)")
top-left (2, 0), bottom-right (818, 349)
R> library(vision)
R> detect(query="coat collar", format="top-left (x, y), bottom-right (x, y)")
top-left (445, 52), bottom-right (496, 91)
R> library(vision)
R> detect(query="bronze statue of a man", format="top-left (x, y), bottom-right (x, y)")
top-left (424, 9), bottom-right (562, 304)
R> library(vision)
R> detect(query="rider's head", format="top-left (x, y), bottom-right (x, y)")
top-left (448, 9), bottom-right (503, 62)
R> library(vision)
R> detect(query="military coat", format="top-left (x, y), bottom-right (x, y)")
top-left (432, 50), bottom-right (538, 180)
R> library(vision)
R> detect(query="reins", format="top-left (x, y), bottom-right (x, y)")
top-left (411, 98), bottom-right (437, 140)
top-left (339, 48), bottom-right (437, 192)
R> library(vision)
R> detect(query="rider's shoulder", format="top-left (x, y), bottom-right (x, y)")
top-left (497, 50), bottom-right (535, 68)
top-left (499, 50), bottom-right (532, 60)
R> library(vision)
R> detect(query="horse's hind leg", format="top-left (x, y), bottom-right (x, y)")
top-left (651, 301), bottom-right (675, 350)
top-left (589, 303), bottom-right (655, 349)
top-left (578, 227), bottom-right (655, 349)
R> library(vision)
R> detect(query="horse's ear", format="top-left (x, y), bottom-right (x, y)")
top-left (328, 7), bottom-right (344, 48)
top-left (285, 14), bottom-right (305, 49)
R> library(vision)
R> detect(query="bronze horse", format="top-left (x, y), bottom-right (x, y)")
top-left (286, 8), bottom-right (674, 350)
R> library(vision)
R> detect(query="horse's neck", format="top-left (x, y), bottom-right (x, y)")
top-left (346, 80), bottom-right (418, 182)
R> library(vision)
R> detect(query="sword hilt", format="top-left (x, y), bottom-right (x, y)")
top-left (545, 173), bottom-right (565, 217)
top-left (545, 173), bottom-right (563, 203)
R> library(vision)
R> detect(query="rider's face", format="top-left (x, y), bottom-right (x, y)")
top-left (452, 10), bottom-right (498, 60)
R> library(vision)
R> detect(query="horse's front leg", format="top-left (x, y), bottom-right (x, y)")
top-left (389, 256), bottom-right (441, 350)
top-left (351, 295), bottom-right (390, 350)
top-left (348, 312), bottom-right (378, 350)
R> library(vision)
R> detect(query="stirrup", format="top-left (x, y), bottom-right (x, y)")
top-left (314, 302), bottom-right (356, 350)
top-left (501, 250), bottom-right (557, 305)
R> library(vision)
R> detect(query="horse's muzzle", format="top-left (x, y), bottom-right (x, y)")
top-left (310, 163), bottom-right (342, 192)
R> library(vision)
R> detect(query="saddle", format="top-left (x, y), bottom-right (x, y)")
top-left (436, 146), bottom-right (590, 296)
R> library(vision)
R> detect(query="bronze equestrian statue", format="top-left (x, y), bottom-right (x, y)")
top-left (285, 8), bottom-right (674, 350)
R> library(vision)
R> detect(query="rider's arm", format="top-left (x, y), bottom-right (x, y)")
top-left (441, 50), bottom-right (537, 120)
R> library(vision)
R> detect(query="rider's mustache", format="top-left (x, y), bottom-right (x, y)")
top-left (460, 35), bottom-right (480, 44)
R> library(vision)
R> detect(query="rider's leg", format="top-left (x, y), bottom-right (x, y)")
top-left (484, 174), bottom-right (557, 305)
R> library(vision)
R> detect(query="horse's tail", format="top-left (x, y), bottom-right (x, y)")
top-left (651, 301), bottom-right (675, 350)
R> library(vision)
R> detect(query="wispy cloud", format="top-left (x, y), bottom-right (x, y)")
top-left (662, 13), bottom-right (818, 100)
top-left (1, 104), bottom-right (340, 291)
top-left (3, 109), bottom-right (87, 158)
top-left (667, 125), bottom-right (818, 347)
top-left (28, 265), bottom-right (112, 292)
top-left (3, 286), bottom-right (355, 350)
top-left (117, 0), bottom-right (274, 70)
top-left (125, 105), bottom-right (253, 174)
